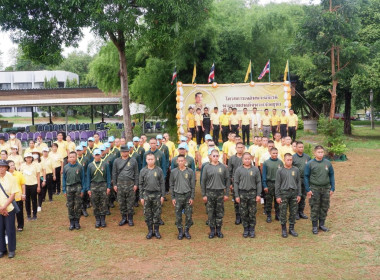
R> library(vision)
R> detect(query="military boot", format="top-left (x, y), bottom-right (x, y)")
top-left (249, 226), bottom-right (256, 238)
top-left (95, 216), bottom-right (101, 228)
top-left (177, 227), bottom-right (183, 240)
top-left (312, 221), bottom-right (318, 234)
top-left (235, 214), bottom-right (241, 225)
top-left (128, 214), bottom-right (134, 226)
top-left (82, 209), bottom-right (89, 217)
top-left (319, 220), bottom-right (329, 232)
top-left (216, 226), bottom-right (224, 238)
top-left (281, 224), bottom-right (288, 238)
top-left (289, 224), bottom-right (298, 237)
top-left (69, 219), bottom-right (75, 231)
top-left (184, 228), bottom-right (191, 239)
top-left (208, 227), bottom-right (215, 239)
top-left (75, 219), bottom-right (81, 230)
top-left (299, 212), bottom-right (308, 219)
top-left (159, 219), bottom-right (165, 225)
top-left (243, 227), bottom-right (249, 238)
top-left (100, 215), bottom-right (106, 228)
top-left (266, 212), bottom-right (272, 223)
top-left (146, 225), bottom-right (153, 239)
top-left (119, 215), bottom-right (128, 226)
top-left (295, 213), bottom-right (300, 220)
top-left (154, 225), bottom-right (161, 239)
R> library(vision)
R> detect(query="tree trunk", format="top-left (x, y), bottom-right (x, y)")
top-left (344, 91), bottom-right (352, 135)
top-left (329, 46), bottom-right (338, 119)
top-left (118, 46), bottom-right (133, 141)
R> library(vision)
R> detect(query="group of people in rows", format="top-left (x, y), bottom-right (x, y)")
top-left (0, 112), bottom-right (335, 258)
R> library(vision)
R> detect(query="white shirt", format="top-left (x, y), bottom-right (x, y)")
top-left (251, 113), bottom-right (262, 129)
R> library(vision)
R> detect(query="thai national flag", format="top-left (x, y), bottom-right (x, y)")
top-left (170, 66), bottom-right (177, 84)
top-left (258, 60), bottom-right (270, 80)
top-left (208, 63), bottom-right (215, 83)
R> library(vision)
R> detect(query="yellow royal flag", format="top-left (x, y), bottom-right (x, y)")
top-left (284, 60), bottom-right (289, 81)
top-left (244, 60), bottom-right (251, 83)
top-left (192, 63), bottom-right (197, 84)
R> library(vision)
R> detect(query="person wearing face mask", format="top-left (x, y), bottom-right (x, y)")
top-left (7, 132), bottom-right (22, 155)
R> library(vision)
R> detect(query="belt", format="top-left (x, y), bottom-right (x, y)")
top-left (239, 189), bottom-right (256, 193)
top-left (263, 125), bottom-right (270, 127)
top-left (67, 183), bottom-right (81, 187)
top-left (145, 190), bottom-right (161, 194)
top-left (253, 124), bottom-right (258, 126)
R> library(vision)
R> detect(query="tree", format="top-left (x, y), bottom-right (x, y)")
top-left (0, 0), bottom-right (211, 140)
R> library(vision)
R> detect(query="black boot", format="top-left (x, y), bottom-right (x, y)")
top-left (105, 208), bottom-right (111, 215)
top-left (275, 212), bottom-right (280, 221)
top-left (216, 226), bottom-right (224, 238)
top-left (69, 219), bottom-right (75, 231)
top-left (235, 214), bottom-right (241, 225)
top-left (154, 225), bottom-right (161, 239)
top-left (295, 213), bottom-right (300, 220)
top-left (128, 214), bottom-right (134, 226)
top-left (100, 215), bottom-right (106, 228)
top-left (82, 209), bottom-right (89, 217)
top-left (205, 220), bottom-right (209, 226)
top-left (208, 227), bottom-right (215, 239)
top-left (146, 225), bottom-right (153, 239)
top-left (184, 227), bottom-right (191, 239)
top-left (299, 212), bottom-right (308, 219)
top-left (119, 215), bottom-right (128, 226)
top-left (95, 216), bottom-right (101, 228)
top-left (243, 227), bottom-right (249, 238)
top-left (177, 227), bottom-right (183, 240)
top-left (281, 224), bottom-right (288, 238)
top-left (319, 220), bottom-right (329, 232)
top-left (289, 224), bottom-right (298, 237)
top-left (266, 213), bottom-right (272, 223)
top-left (159, 219), bottom-right (165, 225)
top-left (249, 226), bottom-right (256, 238)
top-left (312, 221), bottom-right (318, 234)
top-left (75, 219), bottom-right (81, 230)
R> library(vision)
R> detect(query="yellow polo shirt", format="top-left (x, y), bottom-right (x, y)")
top-left (248, 145), bottom-right (260, 157)
top-left (270, 115), bottom-right (280, 126)
top-left (210, 113), bottom-right (220, 125)
top-left (0, 172), bottom-right (17, 211)
top-left (143, 142), bottom-right (150, 152)
top-left (165, 140), bottom-right (176, 158)
top-left (279, 145), bottom-right (295, 161)
top-left (222, 141), bottom-right (235, 159)
top-left (229, 114), bottom-right (240, 125)
top-left (54, 140), bottom-right (68, 159)
top-left (20, 162), bottom-right (39, 185)
top-left (220, 114), bottom-right (230, 126)
top-left (0, 143), bottom-right (9, 153)
top-left (255, 146), bottom-right (267, 166)
top-left (280, 115), bottom-right (288, 125)
top-left (198, 142), bottom-right (208, 157)
top-left (194, 114), bottom-right (203, 126)
top-left (241, 114), bottom-right (251, 125)
top-left (41, 156), bottom-right (54, 174)
top-left (262, 115), bottom-right (271, 126)
top-left (35, 142), bottom-right (48, 153)
top-left (12, 171), bottom-right (25, 202)
top-left (288, 114), bottom-right (298, 127)
top-left (93, 141), bottom-right (103, 149)
top-left (8, 154), bottom-right (24, 170)
top-left (186, 113), bottom-right (195, 128)
top-left (49, 151), bottom-right (63, 169)
top-left (274, 140), bottom-right (282, 149)
top-left (67, 141), bottom-right (76, 152)
top-left (187, 140), bottom-right (197, 159)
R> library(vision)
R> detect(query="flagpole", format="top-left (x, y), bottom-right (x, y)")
top-left (287, 60), bottom-right (290, 82)
top-left (250, 59), bottom-right (253, 82)
top-left (175, 61), bottom-right (177, 84)
top-left (269, 59), bottom-right (271, 83)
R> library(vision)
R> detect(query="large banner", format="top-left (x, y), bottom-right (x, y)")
top-left (176, 82), bottom-right (292, 135)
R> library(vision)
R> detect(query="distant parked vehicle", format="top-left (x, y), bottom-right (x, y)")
top-left (334, 113), bottom-right (356, 121)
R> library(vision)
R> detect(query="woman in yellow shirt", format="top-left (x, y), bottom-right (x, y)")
top-left (20, 153), bottom-right (40, 220)
top-left (8, 146), bottom-right (23, 170)
top-left (49, 143), bottom-right (63, 195)
top-left (8, 160), bottom-right (26, 231)
top-left (35, 136), bottom-right (48, 153)
top-left (24, 140), bottom-right (36, 155)
top-left (32, 150), bottom-right (46, 212)
top-left (41, 147), bottom-right (56, 202)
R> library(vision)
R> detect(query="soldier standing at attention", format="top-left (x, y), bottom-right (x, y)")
top-left (262, 148), bottom-right (284, 223)
top-left (112, 144), bottom-right (139, 227)
top-left (86, 149), bottom-right (111, 228)
top-left (169, 155), bottom-right (195, 240)
top-left (304, 145), bottom-right (335, 234)
top-left (139, 154), bottom-right (165, 239)
top-left (228, 142), bottom-right (245, 225)
top-left (292, 141), bottom-right (311, 220)
top-left (62, 152), bottom-right (85, 230)
top-left (76, 146), bottom-right (90, 217)
top-left (275, 153), bottom-right (301, 238)
top-left (234, 152), bottom-right (262, 238)
top-left (201, 149), bottom-right (230, 239)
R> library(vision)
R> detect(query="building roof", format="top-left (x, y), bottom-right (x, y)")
top-left (0, 87), bottom-right (121, 107)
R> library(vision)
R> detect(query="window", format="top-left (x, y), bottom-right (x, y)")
top-left (0, 107), bottom-right (12, 113)
top-left (0, 83), bottom-right (11, 89)
top-left (13, 83), bottom-right (33, 89)
top-left (17, 107), bottom-right (32, 112)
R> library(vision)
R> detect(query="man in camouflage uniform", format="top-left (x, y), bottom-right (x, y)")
top-left (228, 142), bottom-right (244, 225)
top-left (169, 155), bottom-right (195, 240)
top-left (304, 145), bottom-right (335, 234)
top-left (112, 144), bottom-right (139, 226)
top-left (234, 152), bottom-right (262, 238)
top-left (86, 149), bottom-right (111, 228)
top-left (139, 153), bottom-right (165, 239)
top-left (76, 145), bottom-right (90, 217)
top-left (171, 143), bottom-right (195, 172)
top-left (131, 138), bottom-right (144, 207)
top-left (201, 149), bottom-right (230, 239)
top-left (275, 153), bottom-right (301, 238)
top-left (62, 151), bottom-right (85, 230)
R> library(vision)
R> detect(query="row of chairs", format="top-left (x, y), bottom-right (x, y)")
top-left (24, 123), bottom-right (109, 133)
top-left (0, 130), bottom-right (108, 142)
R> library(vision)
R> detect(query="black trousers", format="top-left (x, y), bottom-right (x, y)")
top-left (288, 126), bottom-right (296, 142)
top-left (0, 210), bottom-right (16, 253)
top-left (242, 125), bottom-right (250, 145)
top-left (196, 126), bottom-right (203, 145)
top-left (189, 128), bottom-right (195, 139)
top-left (203, 126), bottom-right (210, 141)
top-left (53, 167), bottom-right (61, 194)
top-left (280, 124), bottom-right (287, 138)
top-left (25, 184), bottom-right (38, 218)
top-left (271, 126), bottom-right (278, 139)
top-left (221, 126), bottom-right (229, 142)
top-left (38, 177), bottom-right (48, 207)
top-left (16, 201), bottom-right (24, 229)
top-left (213, 125), bottom-right (220, 145)
top-left (230, 124), bottom-right (239, 136)
top-left (45, 173), bottom-right (54, 201)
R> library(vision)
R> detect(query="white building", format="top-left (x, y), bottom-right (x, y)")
top-left (0, 70), bottom-right (79, 117)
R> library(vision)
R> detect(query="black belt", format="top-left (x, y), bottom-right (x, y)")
top-left (239, 189), bottom-right (257, 193)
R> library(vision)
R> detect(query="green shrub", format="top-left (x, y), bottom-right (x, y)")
top-left (317, 115), bottom-right (348, 156)
top-left (105, 123), bottom-right (123, 138)
top-left (298, 117), bottom-right (304, 130)
top-left (41, 112), bottom-right (46, 118)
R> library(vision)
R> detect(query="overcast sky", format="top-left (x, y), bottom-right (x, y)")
top-left (0, 0), bottom-right (320, 69)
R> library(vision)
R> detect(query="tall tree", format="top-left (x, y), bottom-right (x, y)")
top-left (0, 0), bottom-right (211, 140)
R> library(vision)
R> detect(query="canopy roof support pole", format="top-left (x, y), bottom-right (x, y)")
top-left (49, 106), bottom-right (52, 124)
top-left (65, 106), bottom-right (68, 136)
top-left (91, 105), bottom-right (94, 124)
top-left (31, 106), bottom-right (35, 125)
top-left (101, 105), bottom-right (104, 123)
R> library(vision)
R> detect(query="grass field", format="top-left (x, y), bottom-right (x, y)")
top-left (1, 127), bottom-right (380, 279)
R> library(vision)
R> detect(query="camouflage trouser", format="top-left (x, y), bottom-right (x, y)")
top-left (264, 181), bottom-right (279, 215)
top-left (66, 184), bottom-right (82, 220)
top-left (108, 186), bottom-right (117, 206)
top-left (117, 180), bottom-right (135, 216)
top-left (174, 192), bottom-right (193, 229)
top-left (309, 185), bottom-right (330, 222)
top-left (278, 189), bottom-right (298, 225)
top-left (206, 190), bottom-right (225, 228)
top-left (298, 179), bottom-right (306, 213)
top-left (232, 188), bottom-right (240, 215)
top-left (90, 182), bottom-right (108, 216)
top-left (143, 191), bottom-right (162, 227)
top-left (239, 190), bottom-right (258, 228)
